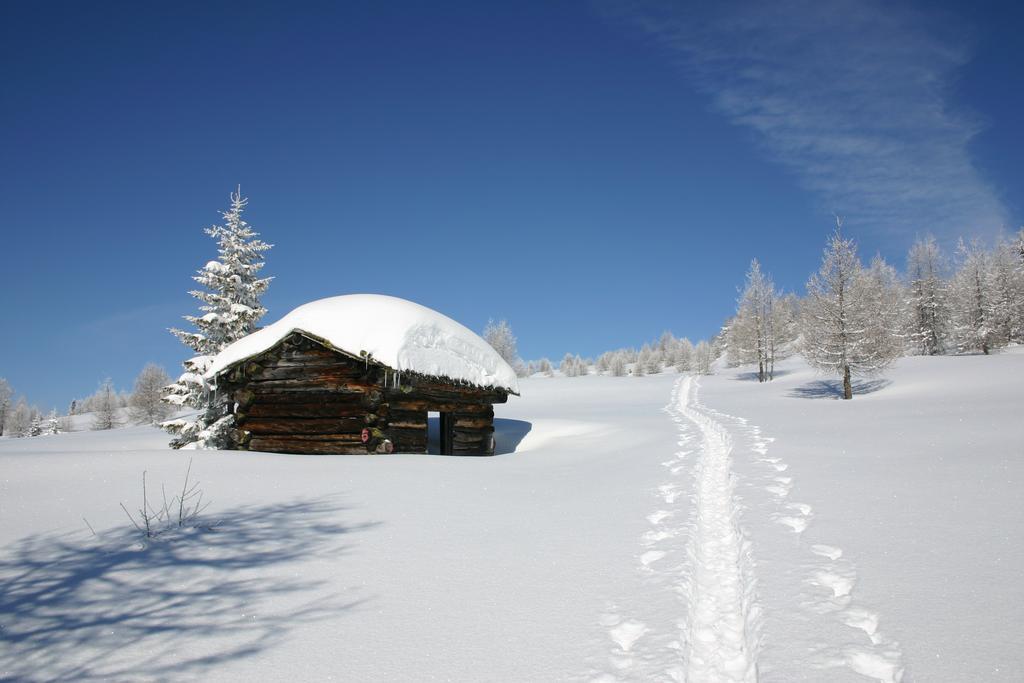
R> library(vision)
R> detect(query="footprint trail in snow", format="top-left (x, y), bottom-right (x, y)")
top-left (594, 375), bottom-right (905, 683)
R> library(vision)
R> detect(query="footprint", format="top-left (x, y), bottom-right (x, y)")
top-left (659, 484), bottom-right (682, 503)
top-left (643, 529), bottom-right (673, 544)
top-left (774, 476), bottom-right (792, 485)
top-left (609, 619), bottom-right (648, 652)
top-left (788, 503), bottom-right (813, 516)
top-left (647, 510), bottom-right (672, 525)
top-left (812, 571), bottom-right (855, 599)
top-left (766, 484), bottom-right (790, 498)
top-left (775, 515), bottom-right (809, 533)
top-left (843, 608), bottom-right (882, 644)
top-left (843, 648), bottom-right (904, 683)
top-left (811, 544), bottom-right (843, 561)
top-left (772, 462), bottom-right (789, 472)
top-left (640, 550), bottom-right (666, 566)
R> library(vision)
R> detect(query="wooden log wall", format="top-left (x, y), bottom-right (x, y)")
top-left (220, 332), bottom-right (508, 456)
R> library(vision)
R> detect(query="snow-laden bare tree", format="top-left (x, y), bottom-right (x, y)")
top-left (560, 353), bottom-right (588, 377)
top-left (674, 338), bottom-right (694, 372)
top-left (610, 352), bottom-right (627, 376)
top-left (643, 344), bottom-right (663, 374)
top-left (728, 260), bottom-right (769, 381)
top-left (986, 237), bottom-right (1024, 346)
top-left (5, 398), bottom-right (32, 438)
top-left (949, 239), bottom-right (995, 354)
top-left (0, 378), bottom-right (11, 437)
top-left (728, 260), bottom-right (797, 381)
top-left (693, 340), bottom-right (714, 375)
top-left (905, 236), bottom-right (950, 355)
top-left (537, 358), bottom-right (554, 377)
top-left (861, 255), bottom-right (908, 364)
top-left (91, 379), bottom-right (122, 430)
top-left (129, 364), bottom-right (174, 424)
top-left (164, 187), bottom-right (272, 449)
top-left (800, 225), bottom-right (901, 399)
top-left (483, 319), bottom-right (528, 377)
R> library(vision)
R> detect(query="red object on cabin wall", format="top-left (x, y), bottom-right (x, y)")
top-left (361, 428), bottom-right (370, 443)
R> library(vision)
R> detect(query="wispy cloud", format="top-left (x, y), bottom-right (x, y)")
top-left (609, 0), bottom-right (1008, 239)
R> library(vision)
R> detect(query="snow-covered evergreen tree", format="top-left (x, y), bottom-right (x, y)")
top-left (28, 414), bottom-right (43, 437)
top-left (905, 236), bottom-right (950, 355)
top-left (164, 187), bottom-right (272, 449)
top-left (44, 410), bottom-right (61, 435)
top-left (800, 226), bottom-right (900, 399)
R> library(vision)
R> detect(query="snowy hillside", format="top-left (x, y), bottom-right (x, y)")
top-left (1, 351), bottom-right (1021, 681)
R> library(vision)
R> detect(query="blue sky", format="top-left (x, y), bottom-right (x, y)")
top-left (1, 0), bottom-right (1021, 409)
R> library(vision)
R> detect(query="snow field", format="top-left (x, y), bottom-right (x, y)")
top-left (2, 350), bottom-right (1022, 681)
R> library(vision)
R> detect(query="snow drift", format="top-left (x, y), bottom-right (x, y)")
top-left (204, 294), bottom-right (519, 393)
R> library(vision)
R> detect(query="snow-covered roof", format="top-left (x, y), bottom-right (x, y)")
top-left (205, 294), bottom-right (519, 394)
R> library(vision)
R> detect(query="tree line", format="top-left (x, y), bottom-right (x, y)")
top-left (0, 364), bottom-right (178, 438)
top-left (487, 222), bottom-right (1023, 400)
top-left (723, 222), bottom-right (1024, 398)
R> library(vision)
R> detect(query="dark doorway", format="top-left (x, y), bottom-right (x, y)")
top-left (427, 412), bottom-right (455, 455)
top-left (439, 412), bottom-right (454, 455)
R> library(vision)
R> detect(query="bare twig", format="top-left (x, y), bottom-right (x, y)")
top-left (82, 517), bottom-right (98, 537)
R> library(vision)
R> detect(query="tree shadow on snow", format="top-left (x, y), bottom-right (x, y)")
top-left (788, 378), bottom-right (892, 399)
top-left (733, 368), bottom-right (795, 382)
top-left (0, 496), bottom-right (379, 681)
top-left (494, 418), bottom-right (532, 455)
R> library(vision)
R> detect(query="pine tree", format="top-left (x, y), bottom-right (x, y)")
top-left (44, 410), bottom-right (61, 435)
top-left (800, 225), bottom-right (900, 399)
top-left (905, 236), bottom-right (950, 355)
top-left (164, 188), bottom-right (272, 449)
top-left (28, 414), bottom-right (43, 437)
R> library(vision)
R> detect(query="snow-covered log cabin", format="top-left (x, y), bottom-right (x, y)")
top-left (204, 295), bottom-right (519, 455)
